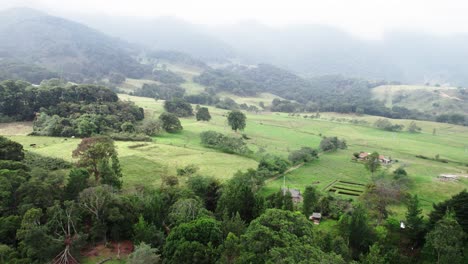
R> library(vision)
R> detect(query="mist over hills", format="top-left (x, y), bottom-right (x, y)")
top-left (1, 7), bottom-right (468, 87)
top-left (72, 13), bottom-right (468, 86)
top-left (0, 8), bottom-right (149, 82)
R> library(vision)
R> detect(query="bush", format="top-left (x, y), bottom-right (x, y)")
top-left (257, 155), bottom-right (290, 176)
top-left (108, 132), bottom-right (152, 142)
top-left (288, 147), bottom-right (318, 164)
top-left (159, 112), bottom-right (183, 133)
top-left (319, 137), bottom-right (347, 152)
top-left (200, 131), bottom-right (251, 155)
top-left (374, 119), bottom-right (404, 132)
top-left (164, 98), bottom-right (193, 117)
top-left (23, 152), bottom-right (72, 170)
top-left (138, 119), bottom-right (163, 136)
top-left (196, 107), bottom-right (211, 121)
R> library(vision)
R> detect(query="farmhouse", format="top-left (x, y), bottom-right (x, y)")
top-left (309, 212), bottom-right (322, 225)
top-left (282, 188), bottom-right (303, 203)
top-left (357, 152), bottom-right (392, 164)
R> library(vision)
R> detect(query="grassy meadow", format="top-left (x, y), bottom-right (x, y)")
top-left (4, 94), bottom-right (468, 217)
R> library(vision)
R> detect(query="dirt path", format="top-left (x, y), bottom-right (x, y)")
top-left (265, 163), bottom-right (305, 183)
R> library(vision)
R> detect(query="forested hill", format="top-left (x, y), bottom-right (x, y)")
top-left (0, 8), bottom-right (149, 83)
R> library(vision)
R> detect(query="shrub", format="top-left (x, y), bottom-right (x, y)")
top-left (320, 137), bottom-right (347, 152)
top-left (200, 131), bottom-right (251, 155)
top-left (288, 147), bottom-right (318, 164)
top-left (23, 152), bottom-right (72, 170)
top-left (374, 118), bottom-right (404, 132)
top-left (159, 112), bottom-right (183, 133)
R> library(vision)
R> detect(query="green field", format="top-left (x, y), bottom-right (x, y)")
top-left (5, 95), bottom-right (468, 216)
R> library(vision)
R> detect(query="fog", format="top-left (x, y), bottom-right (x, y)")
top-left (3, 0), bottom-right (468, 39)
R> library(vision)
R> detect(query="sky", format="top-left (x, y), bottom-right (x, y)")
top-left (1, 0), bottom-right (468, 39)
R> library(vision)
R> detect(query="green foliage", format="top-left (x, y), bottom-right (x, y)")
top-left (163, 217), bottom-right (222, 264)
top-left (407, 121), bottom-right (422, 133)
top-left (288, 147), bottom-right (318, 164)
top-left (257, 154), bottom-right (290, 177)
top-left (169, 198), bottom-right (211, 225)
top-left (227, 110), bottom-right (246, 131)
top-left (134, 83), bottom-right (185, 100)
top-left (23, 152), bottom-right (71, 171)
top-left (152, 69), bottom-right (185, 84)
top-left (133, 216), bottom-right (164, 248)
top-left (64, 168), bottom-right (90, 201)
top-left (339, 204), bottom-right (375, 258)
top-left (72, 136), bottom-right (118, 183)
top-left (200, 131), bottom-right (251, 155)
top-left (364, 152), bottom-right (381, 176)
top-left (137, 119), bottom-right (163, 136)
top-left (428, 190), bottom-right (468, 233)
top-left (164, 98), bottom-right (194, 117)
top-left (127, 242), bottom-right (161, 264)
top-left (176, 164), bottom-right (200, 177)
top-left (217, 170), bottom-right (264, 222)
top-left (405, 195), bottom-right (425, 244)
top-left (374, 118), bottom-right (404, 132)
top-left (302, 186), bottom-right (319, 217)
top-left (235, 209), bottom-right (345, 264)
top-left (0, 136), bottom-right (24, 161)
top-left (319, 136), bottom-right (347, 152)
top-left (270, 98), bottom-right (302, 112)
top-left (187, 175), bottom-right (221, 212)
top-left (159, 112), bottom-right (183, 133)
top-left (424, 211), bottom-right (465, 264)
top-left (196, 107), bottom-right (211, 121)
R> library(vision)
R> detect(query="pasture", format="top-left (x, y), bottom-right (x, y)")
top-left (4, 94), bottom-right (468, 216)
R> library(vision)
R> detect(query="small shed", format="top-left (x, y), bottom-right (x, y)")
top-left (282, 188), bottom-right (303, 203)
top-left (309, 212), bottom-right (322, 225)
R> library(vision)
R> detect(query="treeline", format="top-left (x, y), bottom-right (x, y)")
top-left (0, 79), bottom-right (144, 137)
top-left (194, 64), bottom-right (466, 125)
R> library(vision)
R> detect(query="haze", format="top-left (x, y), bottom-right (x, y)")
top-left (3, 0), bottom-right (468, 39)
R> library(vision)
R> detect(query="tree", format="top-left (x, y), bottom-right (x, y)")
top-left (405, 195), bottom-right (425, 245)
top-left (196, 107), bottom-right (211, 121)
top-left (163, 217), bottom-right (222, 264)
top-left (64, 168), bottom-right (90, 201)
top-left (72, 137), bottom-right (117, 182)
top-left (164, 98), bottom-right (193, 117)
top-left (339, 205), bottom-right (375, 258)
top-left (128, 243), bottom-right (161, 264)
top-left (217, 170), bottom-right (263, 222)
top-left (428, 190), bottom-right (468, 233)
top-left (227, 110), bottom-right (246, 132)
top-left (138, 119), bottom-right (162, 136)
top-left (235, 209), bottom-right (345, 264)
top-left (302, 186), bottom-right (319, 217)
top-left (365, 152), bottom-right (381, 177)
top-left (159, 112), bottom-right (183, 133)
top-left (98, 158), bottom-right (122, 189)
top-left (288, 147), bottom-right (318, 164)
top-left (424, 211), bottom-right (465, 264)
top-left (168, 198), bottom-right (211, 225)
top-left (319, 137), bottom-right (347, 152)
top-left (0, 136), bottom-right (24, 161)
top-left (407, 121), bottom-right (422, 133)
top-left (133, 216), bottom-right (164, 248)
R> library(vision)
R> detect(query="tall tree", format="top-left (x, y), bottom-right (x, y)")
top-left (365, 152), bottom-right (381, 177)
top-left (339, 204), bottom-right (375, 258)
top-left (196, 107), bottom-right (211, 121)
top-left (159, 112), bottom-right (183, 133)
top-left (406, 195), bottom-right (425, 245)
top-left (72, 137), bottom-right (117, 182)
top-left (424, 211), bottom-right (465, 264)
top-left (302, 186), bottom-right (319, 217)
top-left (128, 242), bottom-right (161, 264)
top-left (227, 110), bottom-right (246, 132)
top-left (0, 136), bottom-right (24, 161)
top-left (64, 168), bottom-right (90, 201)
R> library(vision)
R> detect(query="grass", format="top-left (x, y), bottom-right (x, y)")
top-left (5, 94), bottom-right (468, 216)
top-left (372, 84), bottom-right (467, 114)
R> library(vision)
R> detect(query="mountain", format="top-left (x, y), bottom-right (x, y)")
top-left (0, 8), bottom-right (149, 82)
top-left (70, 15), bottom-right (236, 62)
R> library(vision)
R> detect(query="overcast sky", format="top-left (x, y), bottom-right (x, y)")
top-left (2, 0), bottom-right (468, 39)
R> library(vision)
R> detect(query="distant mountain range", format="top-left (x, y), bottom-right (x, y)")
top-left (1, 7), bottom-right (468, 87)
